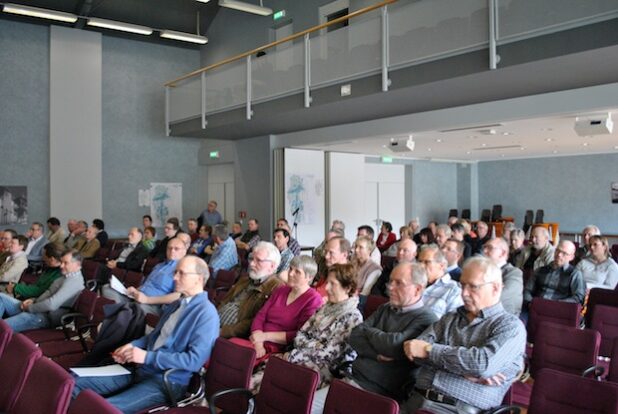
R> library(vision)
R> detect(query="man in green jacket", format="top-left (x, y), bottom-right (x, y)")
top-left (7, 243), bottom-right (63, 300)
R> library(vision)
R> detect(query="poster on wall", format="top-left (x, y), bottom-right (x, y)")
top-left (286, 174), bottom-right (323, 226)
top-left (612, 182), bottom-right (618, 204)
top-left (150, 183), bottom-right (182, 227)
top-left (0, 186), bottom-right (28, 225)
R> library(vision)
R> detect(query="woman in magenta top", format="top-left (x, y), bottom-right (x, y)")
top-left (250, 255), bottom-right (323, 357)
top-left (376, 221), bottom-right (397, 252)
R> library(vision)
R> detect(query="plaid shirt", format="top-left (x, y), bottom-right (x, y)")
top-left (524, 263), bottom-right (586, 304)
top-left (415, 303), bottom-right (526, 410)
top-left (422, 274), bottom-right (463, 318)
top-left (210, 237), bottom-right (238, 277)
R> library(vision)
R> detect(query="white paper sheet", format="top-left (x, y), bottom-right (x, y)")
top-left (110, 275), bottom-right (128, 296)
top-left (71, 364), bottom-right (131, 377)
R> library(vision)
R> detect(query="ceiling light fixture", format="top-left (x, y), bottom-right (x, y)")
top-left (87, 18), bottom-right (153, 35)
top-left (219, 0), bottom-right (273, 16)
top-left (2, 3), bottom-right (77, 23)
top-left (545, 138), bottom-right (553, 142)
top-left (160, 30), bottom-right (208, 44)
top-left (196, 0), bottom-right (211, 2)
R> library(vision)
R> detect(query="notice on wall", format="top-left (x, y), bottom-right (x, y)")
top-left (150, 183), bottom-right (182, 227)
top-left (0, 186), bottom-right (28, 225)
top-left (612, 182), bottom-right (618, 204)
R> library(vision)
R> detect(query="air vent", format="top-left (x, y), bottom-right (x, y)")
top-left (472, 145), bottom-right (522, 151)
top-left (439, 123), bottom-right (503, 133)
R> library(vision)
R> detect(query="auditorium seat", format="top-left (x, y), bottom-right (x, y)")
top-left (69, 389), bottom-right (122, 414)
top-left (0, 319), bottom-right (13, 359)
top-left (323, 379), bottom-right (399, 414)
top-left (527, 297), bottom-right (581, 345)
top-left (590, 304), bottom-right (618, 358)
top-left (0, 334), bottom-right (42, 411)
top-left (585, 288), bottom-right (618, 327)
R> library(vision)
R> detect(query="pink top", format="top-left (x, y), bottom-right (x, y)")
top-left (251, 285), bottom-right (323, 351)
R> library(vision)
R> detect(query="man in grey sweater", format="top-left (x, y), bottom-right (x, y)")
top-left (311, 262), bottom-right (437, 414)
top-left (0, 249), bottom-right (85, 332)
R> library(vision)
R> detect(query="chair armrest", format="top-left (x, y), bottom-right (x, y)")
top-left (582, 365), bottom-right (605, 380)
top-left (209, 388), bottom-right (255, 414)
top-left (490, 405), bottom-right (521, 414)
top-left (155, 367), bottom-right (206, 410)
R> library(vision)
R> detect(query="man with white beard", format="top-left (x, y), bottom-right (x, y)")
top-left (217, 241), bottom-right (283, 339)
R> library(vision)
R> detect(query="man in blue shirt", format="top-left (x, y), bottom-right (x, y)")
top-left (72, 255), bottom-right (219, 414)
top-left (209, 224), bottom-right (238, 279)
top-left (102, 237), bottom-right (187, 315)
top-left (198, 200), bottom-right (223, 228)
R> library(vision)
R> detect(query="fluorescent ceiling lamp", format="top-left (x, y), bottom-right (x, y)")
top-left (219, 0), bottom-right (273, 16)
top-left (87, 18), bottom-right (153, 35)
top-left (2, 3), bottom-right (77, 23)
top-left (196, 0), bottom-right (211, 2)
top-left (160, 30), bottom-right (208, 44)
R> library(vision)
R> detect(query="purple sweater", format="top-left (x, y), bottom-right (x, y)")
top-left (251, 285), bottom-right (323, 351)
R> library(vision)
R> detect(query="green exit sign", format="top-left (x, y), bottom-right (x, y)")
top-left (273, 10), bottom-right (286, 20)
top-left (381, 156), bottom-right (393, 163)
top-left (209, 151), bottom-right (220, 159)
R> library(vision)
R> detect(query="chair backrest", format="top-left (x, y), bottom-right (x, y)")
top-left (124, 271), bottom-right (145, 289)
top-left (585, 288), bottom-right (618, 327)
top-left (491, 204), bottom-right (502, 222)
top-left (380, 256), bottom-right (396, 272)
top-left (527, 297), bottom-right (581, 343)
top-left (205, 337), bottom-right (257, 414)
top-left (323, 379), bottom-right (399, 414)
top-left (143, 257), bottom-right (162, 276)
top-left (255, 356), bottom-right (319, 414)
top-left (110, 267), bottom-right (127, 283)
top-left (73, 289), bottom-right (99, 321)
top-left (81, 260), bottom-right (101, 281)
top-left (448, 209), bottom-right (458, 218)
top-left (93, 247), bottom-right (110, 262)
top-left (461, 209), bottom-right (471, 219)
top-left (523, 210), bottom-right (534, 233)
top-left (364, 295), bottom-right (389, 319)
top-left (0, 319), bottom-right (13, 359)
top-left (607, 337), bottom-right (618, 383)
top-left (528, 368), bottom-right (618, 414)
top-left (590, 304), bottom-right (618, 357)
top-left (534, 209), bottom-right (544, 224)
top-left (480, 209), bottom-right (491, 223)
top-left (68, 389), bottom-right (122, 414)
top-left (530, 321), bottom-right (600, 377)
top-left (0, 334), bottom-right (42, 411)
top-left (11, 356), bottom-right (75, 414)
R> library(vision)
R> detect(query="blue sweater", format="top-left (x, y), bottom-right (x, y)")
top-left (132, 292), bottom-right (219, 384)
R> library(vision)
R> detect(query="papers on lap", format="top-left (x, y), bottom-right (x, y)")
top-left (71, 364), bottom-right (131, 377)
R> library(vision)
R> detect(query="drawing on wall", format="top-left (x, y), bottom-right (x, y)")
top-left (0, 186), bottom-right (28, 225)
top-left (150, 183), bottom-right (182, 227)
top-left (286, 174), bottom-right (322, 225)
top-left (612, 182), bottom-right (618, 204)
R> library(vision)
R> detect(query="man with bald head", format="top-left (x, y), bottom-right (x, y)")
top-left (483, 237), bottom-right (523, 316)
top-left (524, 240), bottom-right (585, 307)
top-left (402, 257), bottom-right (526, 413)
top-left (517, 226), bottom-right (555, 271)
top-left (372, 238), bottom-right (417, 296)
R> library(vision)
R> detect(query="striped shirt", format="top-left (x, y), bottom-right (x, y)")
top-left (422, 274), bottom-right (463, 318)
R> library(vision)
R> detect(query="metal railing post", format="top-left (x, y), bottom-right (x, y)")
top-left (381, 5), bottom-right (391, 92)
top-left (489, 0), bottom-right (498, 70)
top-left (304, 33), bottom-right (312, 108)
top-left (201, 72), bottom-right (207, 129)
top-left (246, 55), bottom-right (253, 120)
top-left (165, 86), bottom-right (170, 136)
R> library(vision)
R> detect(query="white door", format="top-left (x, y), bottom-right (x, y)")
top-left (207, 164), bottom-right (235, 225)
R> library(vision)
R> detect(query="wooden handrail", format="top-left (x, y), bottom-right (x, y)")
top-left (165, 0), bottom-right (397, 87)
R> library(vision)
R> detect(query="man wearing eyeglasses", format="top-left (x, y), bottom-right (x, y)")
top-left (72, 255), bottom-right (219, 414)
top-left (218, 241), bottom-right (282, 338)
top-left (483, 237), bottom-right (523, 316)
top-left (25, 222), bottom-right (48, 264)
top-left (402, 257), bottom-right (526, 414)
top-left (418, 244), bottom-right (463, 318)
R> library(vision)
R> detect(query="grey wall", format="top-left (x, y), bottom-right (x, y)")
top-left (411, 161), bottom-right (458, 226)
top-left (0, 20), bottom-right (50, 233)
top-left (478, 153), bottom-right (618, 233)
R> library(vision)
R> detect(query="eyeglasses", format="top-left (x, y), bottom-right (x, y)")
top-left (555, 249), bottom-right (574, 257)
top-left (249, 255), bottom-right (272, 264)
top-left (174, 270), bottom-right (200, 277)
top-left (418, 259), bottom-right (435, 266)
top-left (387, 280), bottom-right (416, 288)
top-left (460, 282), bottom-right (493, 292)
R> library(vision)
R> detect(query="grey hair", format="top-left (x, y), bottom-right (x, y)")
top-left (189, 256), bottom-right (210, 283)
top-left (331, 220), bottom-right (345, 231)
top-left (419, 243), bottom-right (447, 265)
top-left (532, 226), bottom-right (549, 238)
top-left (213, 224), bottom-right (229, 241)
top-left (510, 229), bottom-right (525, 240)
top-left (393, 262), bottom-right (428, 289)
top-left (583, 225), bottom-right (601, 235)
top-left (254, 241), bottom-right (281, 269)
top-left (436, 224), bottom-right (452, 237)
top-left (290, 255), bottom-right (318, 279)
top-left (463, 256), bottom-right (502, 283)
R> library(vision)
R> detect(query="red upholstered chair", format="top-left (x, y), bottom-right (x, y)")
top-left (590, 304), bottom-right (618, 358)
top-left (606, 337), bottom-right (618, 383)
top-left (143, 256), bottom-right (162, 276)
top-left (123, 270), bottom-right (145, 289)
top-left (323, 379), bottom-right (399, 414)
top-left (585, 288), bottom-right (618, 327)
top-left (0, 333), bottom-right (42, 411)
top-left (82, 259), bottom-right (102, 281)
top-left (206, 268), bottom-right (238, 305)
top-left (0, 319), bottom-right (13, 358)
top-left (11, 356), bottom-right (75, 414)
top-left (528, 368), bottom-right (618, 414)
top-left (363, 295), bottom-right (389, 319)
top-left (69, 389), bottom-right (122, 414)
top-left (527, 297), bottom-right (581, 345)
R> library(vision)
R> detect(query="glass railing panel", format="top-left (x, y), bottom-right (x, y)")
top-left (253, 40), bottom-right (304, 102)
top-left (168, 76), bottom-right (201, 123)
top-left (497, 0), bottom-right (618, 42)
top-left (310, 10), bottom-right (382, 87)
top-left (204, 59), bottom-right (247, 114)
top-left (390, 0), bottom-right (488, 67)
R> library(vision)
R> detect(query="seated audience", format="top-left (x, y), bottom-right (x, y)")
top-left (64, 219), bottom-right (87, 249)
top-left (74, 226), bottom-right (101, 259)
top-left (106, 227), bottom-right (150, 272)
top-left (7, 243), bottom-right (63, 300)
top-left (574, 224), bottom-right (601, 264)
top-left (150, 218), bottom-right (180, 260)
top-left (142, 214), bottom-right (152, 230)
top-left (273, 227), bottom-right (294, 281)
top-left (218, 241), bottom-right (282, 338)
top-left (575, 235), bottom-right (618, 290)
top-left (189, 225), bottom-right (213, 257)
top-left (419, 244), bottom-right (463, 318)
top-left (376, 221), bottom-right (397, 253)
top-left (102, 237), bottom-right (186, 315)
top-left (417, 227), bottom-right (435, 247)
top-left (372, 238), bottom-right (417, 296)
top-left (384, 226), bottom-right (412, 257)
top-left (236, 218), bottom-right (261, 251)
top-left (441, 238), bottom-right (463, 281)
top-left (508, 228), bottom-right (526, 267)
top-left (310, 262), bottom-right (437, 414)
top-left (46, 217), bottom-right (66, 246)
top-left (409, 217), bottom-right (421, 244)
top-left (524, 240), bottom-right (585, 308)
top-left (92, 218), bottom-right (108, 247)
top-left (517, 226), bottom-right (555, 272)
top-left (72, 255), bottom-right (219, 414)
top-left (25, 222), bottom-right (48, 264)
top-left (0, 230), bottom-right (17, 263)
top-left (198, 200), bottom-right (223, 228)
top-left (502, 221), bottom-right (516, 244)
top-left (313, 228), bottom-right (344, 277)
top-left (0, 235), bottom-right (28, 285)
top-left (357, 225), bottom-right (381, 266)
top-left (208, 224), bottom-right (239, 278)
top-left (186, 218), bottom-right (199, 242)
top-left (402, 256), bottom-right (526, 414)
top-left (353, 236), bottom-right (382, 304)
top-left (434, 224), bottom-right (452, 248)
top-left (450, 223), bottom-right (472, 259)
top-left (143, 226), bottom-right (156, 251)
top-left (471, 221), bottom-right (491, 255)
top-left (483, 237), bottom-right (523, 316)
top-left (313, 236), bottom-right (350, 297)
top-left (0, 249), bottom-right (84, 332)
top-left (230, 221), bottom-right (243, 240)
top-left (276, 218), bottom-right (301, 256)
top-left (248, 255), bottom-right (323, 357)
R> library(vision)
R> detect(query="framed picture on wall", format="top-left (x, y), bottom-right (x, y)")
top-left (611, 182), bottom-right (618, 204)
top-left (0, 186), bottom-right (28, 225)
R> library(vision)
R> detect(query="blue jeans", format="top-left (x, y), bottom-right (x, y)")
top-left (0, 293), bottom-right (49, 332)
top-left (73, 371), bottom-right (186, 414)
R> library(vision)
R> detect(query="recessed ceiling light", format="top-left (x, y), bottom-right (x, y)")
top-left (500, 154), bottom-right (505, 157)
top-left (583, 142), bottom-right (589, 147)
top-left (545, 138), bottom-right (553, 142)
top-left (520, 147), bottom-right (525, 151)
top-left (553, 150), bottom-right (558, 154)
top-left (481, 143), bottom-right (487, 147)
top-left (427, 148), bottom-right (432, 152)
top-left (381, 145), bottom-right (387, 148)
top-left (467, 135), bottom-right (477, 139)
top-left (614, 146), bottom-right (618, 150)
top-left (436, 139), bottom-right (442, 143)
top-left (502, 132), bottom-right (513, 136)
top-left (466, 151), bottom-right (471, 155)
top-left (541, 128), bottom-right (553, 132)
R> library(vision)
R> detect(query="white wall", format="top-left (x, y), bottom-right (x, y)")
top-left (328, 152), bottom-right (365, 242)
top-left (364, 163), bottom-right (405, 234)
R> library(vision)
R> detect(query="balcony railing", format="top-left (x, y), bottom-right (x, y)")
top-left (165, 0), bottom-right (618, 135)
